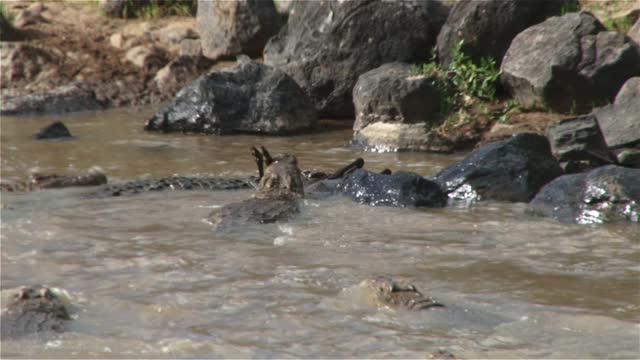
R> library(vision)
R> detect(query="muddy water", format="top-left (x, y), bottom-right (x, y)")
top-left (1, 107), bottom-right (639, 359)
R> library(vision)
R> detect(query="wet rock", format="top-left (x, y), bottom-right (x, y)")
top-left (145, 60), bottom-right (317, 135)
top-left (359, 276), bottom-right (445, 311)
top-left (0, 286), bottom-right (72, 339)
top-left (629, 19), bottom-right (640, 46)
top-left (125, 45), bottom-right (168, 72)
top-left (614, 148), bottom-right (640, 168)
top-left (546, 114), bottom-right (614, 173)
top-left (34, 121), bottom-right (72, 140)
top-left (197, 0), bottom-right (281, 60)
top-left (437, 0), bottom-right (569, 67)
top-left (434, 133), bottom-right (563, 203)
top-left (352, 63), bottom-right (442, 152)
top-left (501, 12), bottom-right (640, 114)
top-left (527, 165), bottom-right (640, 224)
top-left (1, 84), bottom-right (104, 116)
top-left (593, 77), bottom-right (640, 149)
top-left (339, 169), bottom-right (447, 208)
top-left (153, 55), bottom-right (214, 95)
top-left (263, 0), bottom-right (443, 117)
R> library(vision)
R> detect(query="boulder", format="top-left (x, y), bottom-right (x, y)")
top-left (437, 0), bottom-right (569, 67)
top-left (629, 19), bottom-right (640, 46)
top-left (125, 45), bottom-right (168, 72)
top-left (546, 114), bottom-right (614, 173)
top-left (501, 12), bottom-right (640, 114)
top-left (145, 59), bottom-right (318, 135)
top-left (614, 148), bottom-right (640, 168)
top-left (434, 133), bottom-right (563, 203)
top-left (1, 84), bottom-right (104, 116)
top-left (593, 77), bottom-right (640, 149)
top-left (263, 0), bottom-right (445, 118)
top-left (35, 121), bottom-right (72, 140)
top-left (527, 165), bottom-right (640, 224)
top-left (197, 0), bottom-right (281, 60)
top-left (338, 169), bottom-right (447, 208)
top-left (352, 63), bottom-right (442, 152)
top-left (153, 55), bottom-right (214, 95)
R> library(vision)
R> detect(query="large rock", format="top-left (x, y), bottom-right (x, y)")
top-left (629, 19), bottom-right (640, 46)
top-left (1, 286), bottom-right (72, 339)
top-left (145, 59), bottom-right (317, 135)
top-left (434, 133), bottom-right (563, 203)
top-left (338, 169), bottom-right (447, 208)
top-left (593, 77), bottom-right (640, 149)
top-left (437, 0), bottom-right (569, 67)
top-left (1, 84), bottom-right (104, 116)
top-left (264, 0), bottom-right (446, 118)
top-left (527, 165), bottom-right (640, 224)
top-left (35, 121), bottom-right (72, 140)
top-left (197, 0), bottom-right (281, 60)
top-left (352, 63), bottom-right (441, 152)
top-left (546, 114), bottom-right (614, 173)
top-left (501, 12), bottom-right (640, 114)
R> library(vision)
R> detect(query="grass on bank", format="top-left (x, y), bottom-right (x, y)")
top-left (411, 40), bottom-right (509, 130)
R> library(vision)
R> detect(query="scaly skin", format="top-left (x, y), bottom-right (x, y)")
top-left (360, 276), bottom-right (445, 311)
top-left (86, 176), bottom-right (254, 197)
top-left (1, 168), bottom-right (107, 192)
top-left (0, 286), bottom-right (72, 339)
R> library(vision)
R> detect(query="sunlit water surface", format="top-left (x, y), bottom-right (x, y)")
top-left (1, 107), bottom-right (639, 358)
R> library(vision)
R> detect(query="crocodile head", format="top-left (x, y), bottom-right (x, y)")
top-left (361, 276), bottom-right (445, 311)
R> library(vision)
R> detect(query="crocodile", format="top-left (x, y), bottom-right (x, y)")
top-left (0, 286), bottom-right (72, 339)
top-left (360, 276), bottom-right (445, 311)
top-left (0, 167), bottom-right (107, 192)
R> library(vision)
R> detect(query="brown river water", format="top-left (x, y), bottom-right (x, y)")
top-left (1, 107), bottom-right (639, 358)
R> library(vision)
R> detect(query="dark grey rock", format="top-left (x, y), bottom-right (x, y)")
top-left (434, 133), bottom-right (563, 203)
top-left (338, 169), bottom-right (447, 207)
top-left (351, 63), bottom-right (441, 152)
top-left (527, 165), bottom-right (640, 224)
top-left (0, 286), bottom-right (72, 339)
top-left (1, 84), bottom-right (104, 116)
top-left (615, 148), bottom-right (640, 168)
top-left (501, 12), bottom-right (640, 114)
top-left (35, 121), bottom-right (72, 140)
top-left (263, 0), bottom-right (443, 118)
top-left (546, 114), bottom-right (614, 173)
top-left (144, 60), bottom-right (318, 135)
top-left (436, 0), bottom-right (569, 67)
top-left (593, 77), bottom-right (640, 149)
top-left (197, 0), bottom-right (281, 60)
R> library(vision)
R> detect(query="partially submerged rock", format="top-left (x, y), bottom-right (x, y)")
top-left (339, 169), bottom-right (447, 208)
top-left (359, 276), bottom-right (444, 311)
top-left (527, 165), bottom-right (640, 224)
top-left (34, 121), bottom-right (72, 140)
top-left (501, 12), bottom-right (640, 114)
top-left (197, 0), bottom-right (281, 60)
top-left (1, 286), bottom-right (72, 339)
top-left (434, 133), bottom-right (563, 204)
top-left (263, 0), bottom-right (442, 117)
top-left (352, 63), bottom-right (442, 152)
top-left (1, 84), bottom-right (104, 116)
top-left (145, 60), bottom-right (317, 135)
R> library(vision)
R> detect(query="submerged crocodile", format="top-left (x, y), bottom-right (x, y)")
top-left (0, 167), bottom-right (107, 192)
top-left (360, 276), bottom-right (445, 311)
top-left (0, 286), bottom-right (72, 339)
